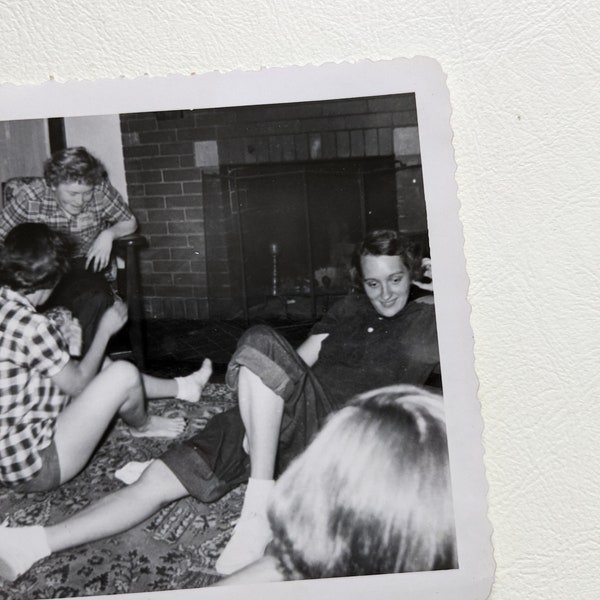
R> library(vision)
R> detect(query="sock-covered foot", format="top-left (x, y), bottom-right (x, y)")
top-left (215, 511), bottom-right (272, 576)
top-left (129, 416), bottom-right (186, 438)
top-left (175, 358), bottom-right (213, 403)
top-left (215, 478), bottom-right (275, 575)
top-left (0, 525), bottom-right (51, 582)
top-left (115, 460), bottom-right (154, 484)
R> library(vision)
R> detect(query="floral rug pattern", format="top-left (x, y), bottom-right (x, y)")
top-left (0, 384), bottom-right (243, 600)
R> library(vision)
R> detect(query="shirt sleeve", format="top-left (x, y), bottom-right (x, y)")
top-left (0, 188), bottom-right (32, 242)
top-left (97, 180), bottom-right (135, 227)
top-left (309, 293), bottom-right (360, 336)
top-left (412, 302), bottom-right (441, 366)
top-left (27, 316), bottom-right (71, 378)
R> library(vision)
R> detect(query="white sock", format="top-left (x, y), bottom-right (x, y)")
top-left (215, 478), bottom-right (275, 575)
top-left (240, 477), bottom-right (275, 517)
top-left (115, 460), bottom-right (154, 485)
top-left (175, 359), bottom-right (213, 403)
top-left (0, 525), bottom-right (51, 582)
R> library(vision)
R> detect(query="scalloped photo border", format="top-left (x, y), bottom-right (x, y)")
top-left (0, 57), bottom-right (494, 600)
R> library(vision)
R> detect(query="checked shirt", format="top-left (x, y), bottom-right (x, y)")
top-left (0, 178), bottom-right (134, 256)
top-left (0, 287), bottom-right (71, 485)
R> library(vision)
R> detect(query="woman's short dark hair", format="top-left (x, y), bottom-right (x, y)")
top-left (351, 229), bottom-right (423, 285)
top-left (0, 223), bottom-right (72, 293)
top-left (43, 147), bottom-right (107, 188)
top-left (267, 384), bottom-right (457, 580)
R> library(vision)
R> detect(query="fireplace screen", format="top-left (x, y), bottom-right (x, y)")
top-left (204, 157), bottom-right (427, 320)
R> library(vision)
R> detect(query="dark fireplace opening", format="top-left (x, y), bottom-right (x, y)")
top-left (204, 157), bottom-right (428, 321)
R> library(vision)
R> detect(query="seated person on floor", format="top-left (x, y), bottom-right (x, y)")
top-left (0, 229), bottom-right (440, 581)
top-left (0, 146), bottom-right (138, 354)
top-left (220, 384), bottom-right (457, 584)
top-left (0, 223), bottom-right (212, 501)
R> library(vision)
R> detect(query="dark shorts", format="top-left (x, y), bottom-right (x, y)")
top-left (12, 440), bottom-right (61, 493)
top-left (161, 407), bottom-right (250, 503)
top-left (161, 325), bottom-right (338, 503)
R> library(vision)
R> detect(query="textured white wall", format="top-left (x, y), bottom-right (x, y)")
top-left (1, 2), bottom-right (599, 599)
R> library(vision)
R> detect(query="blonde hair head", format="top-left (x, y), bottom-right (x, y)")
top-left (268, 384), bottom-right (457, 579)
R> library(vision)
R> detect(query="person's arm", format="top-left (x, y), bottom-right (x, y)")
top-left (0, 190), bottom-right (30, 243)
top-left (85, 216), bottom-right (138, 271)
top-left (412, 257), bottom-right (433, 292)
top-left (50, 300), bottom-right (128, 397)
top-left (296, 333), bottom-right (329, 367)
top-left (85, 180), bottom-right (139, 271)
top-left (105, 217), bottom-right (138, 239)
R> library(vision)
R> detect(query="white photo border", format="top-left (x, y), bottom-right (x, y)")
top-left (0, 57), bottom-right (494, 600)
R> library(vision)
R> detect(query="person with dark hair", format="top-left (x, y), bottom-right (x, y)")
top-left (0, 223), bottom-right (212, 497)
top-left (220, 385), bottom-right (457, 583)
top-left (0, 147), bottom-right (138, 353)
top-left (0, 229), bottom-right (439, 582)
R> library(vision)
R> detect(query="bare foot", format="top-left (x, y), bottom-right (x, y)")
top-left (129, 416), bottom-right (186, 438)
top-left (175, 358), bottom-right (213, 403)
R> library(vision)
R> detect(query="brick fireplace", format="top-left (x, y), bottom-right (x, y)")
top-left (120, 94), bottom-right (426, 320)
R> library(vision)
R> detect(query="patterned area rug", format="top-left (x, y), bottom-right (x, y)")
top-left (0, 384), bottom-right (244, 600)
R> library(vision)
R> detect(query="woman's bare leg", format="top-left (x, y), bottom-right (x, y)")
top-left (216, 366), bottom-right (282, 575)
top-left (237, 367), bottom-right (284, 479)
top-left (143, 358), bottom-right (212, 402)
top-left (55, 361), bottom-right (184, 484)
top-left (101, 357), bottom-right (213, 402)
top-left (46, 460), bottom-right (187, 552)
top-left (0, 460), bottom-right (187, 581)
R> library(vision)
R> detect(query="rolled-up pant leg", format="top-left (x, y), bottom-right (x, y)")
top-left (160, 325), bottom-right (336, 503)
top-left (226, 325), bottom-right (337, 475)
top-left (160, 407), bottom-right (250, 503)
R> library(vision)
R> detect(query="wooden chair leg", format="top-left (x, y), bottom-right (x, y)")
top-left (116, 235), bottom-right (148, 369)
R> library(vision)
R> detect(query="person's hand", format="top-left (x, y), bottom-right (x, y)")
top-left (63, 317), bottom-right (83, 356)
top-left (45, 307), bottom-right (83, 356)
top-left (412, 257), bottom-right (433, 292)
top-left (98, 299), bottom-right (128, 337)
top-left (85, 230), bottom-right (114, 272)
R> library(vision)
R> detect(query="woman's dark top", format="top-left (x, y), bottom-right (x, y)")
top-left (311, 293), bottom-right (440, 405)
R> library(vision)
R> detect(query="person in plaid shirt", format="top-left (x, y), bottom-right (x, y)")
top-left (0, 223), bottom-right (213, 497)
top-left (0, 147), bottom-right (138, 353)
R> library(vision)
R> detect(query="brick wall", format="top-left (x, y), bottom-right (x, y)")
top-left (120, 94), bottom-right (421, 320)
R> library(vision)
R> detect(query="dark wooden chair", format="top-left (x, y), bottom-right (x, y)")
top-left (2, 177), bottom-right (148, 368)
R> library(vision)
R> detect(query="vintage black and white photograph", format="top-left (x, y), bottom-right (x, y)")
top-left (0, 59), bottom-right (493, 600)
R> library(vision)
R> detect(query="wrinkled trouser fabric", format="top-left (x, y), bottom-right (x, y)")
top-left (160, 325), bottom-right (338, 503)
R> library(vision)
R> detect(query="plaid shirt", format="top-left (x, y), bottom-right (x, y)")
top-left (0, 178), bottom-right (134, 256)
top-left (0, 287), bottom-right (71, 484)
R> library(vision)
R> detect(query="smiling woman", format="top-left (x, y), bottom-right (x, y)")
top-left (160, 229), bottom-right (442, 575)
top-left (54, 182), bottom-right (95, 217)
top-left (361, 255), bottom-right (412, 317)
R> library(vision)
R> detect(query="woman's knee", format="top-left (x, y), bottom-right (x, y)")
top-left (103, 360), bottom-right (141, 395)
top-left (237, 324), bottom-right (278, 349)
top-left (134, 459), bottom-right (188, 506)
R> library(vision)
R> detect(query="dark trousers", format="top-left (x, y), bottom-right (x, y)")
top-left (161, 325), bottom-right (338, 503)
top-left (41, 258), bottom-right (114, 355)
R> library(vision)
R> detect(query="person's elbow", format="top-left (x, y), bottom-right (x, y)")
top-left (62, 368), bottom-right (88, 397)
top-left (124, 216), bottom-right (138, 235)
top-left (110, 217), bottom-right (138, 240)
top-left (52, 361), bottom-right (89, 398)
